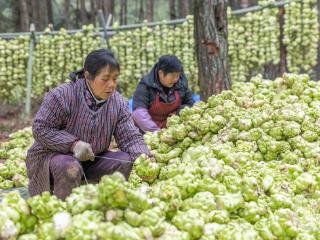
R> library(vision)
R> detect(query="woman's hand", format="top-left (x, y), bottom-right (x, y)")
top-left (72, 141), bottom-right (95, 161)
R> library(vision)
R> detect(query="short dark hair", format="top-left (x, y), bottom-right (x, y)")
top-left (157, 55), bottom-right (183, 75)
top-left (84, 49), bottom-right (120, 79)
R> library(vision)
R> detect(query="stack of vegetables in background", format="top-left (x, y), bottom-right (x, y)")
top-left (31, 25), bottom-right (101, 98)
top-left (0, 0), bottom-right (319, 104)
top-left (0, 36), bottom-right (29, 103)
top-left (228, 3), bottom-right (280, 82)
top-left (1, 73), bottom-right (320, 239)
top-left (0, 127), bottom-right (32, 190)
top-left (284, 0), bottom-right (318, 74)
top-left (229, 0), bottom-right (319, 82)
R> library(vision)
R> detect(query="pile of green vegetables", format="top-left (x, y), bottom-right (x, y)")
top-left (1, 73), bottom-right (320, 239)
top-left (0, 127), bottom-right (32, 190)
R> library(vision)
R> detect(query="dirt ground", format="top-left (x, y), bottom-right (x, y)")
top-left (0, 118), bottom-right (32, 143)
top-left (0, 100), bottom-right (41, 143)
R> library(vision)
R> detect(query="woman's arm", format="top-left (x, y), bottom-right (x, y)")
top-left (132, 81), bottom-right (160, 132)
top-left (32, 91), bottom-right (78, 153)
top-left (132, 108), bottom-right (160, 132)
top-left (114, 99), bottom-right (151, 160)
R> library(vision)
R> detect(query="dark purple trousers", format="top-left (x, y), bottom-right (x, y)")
top-left (49, 151), bottom-right (132, 200)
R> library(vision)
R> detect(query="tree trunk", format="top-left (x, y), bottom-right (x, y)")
top-left (19, 0), bottom-right (30, 32)
top-left (169, 0), bottom-right (176, 19)
top-left (29, 0), bottom-right (41, 30)
top-left (229, 0), bottom-right (239, 9)
top-left (103, 0), bottom-right (114, 24)
top-left (251, 0), bottom-right (258, 6)
top-left (146, 0), bottom-right (153, 22)
top-left (32, 0), bottom-right (42, 30)
top-left (38, 0), bottom-right (47, 30)
top-left (11, 0), bottom-right (20, 32)
top-left (279, 5), bottom-right (286, 76)
top-left (0, 10), bottom-right (2, 32)
top-left (125, 0), bottom-right (128, 24)
top-left (64, 0), bottom-right (71, 29)
top-left (240, 0), bottom-right (250, 8)
top-left (80, 0), bottom-right (89, 25)
top-left (76, 0), bottom-right (80, 28)
top-left (139, 0), bottom-right (144, 21)
top-left (89, 0), bottom-right (97, 24)
top-left (230, 0), bottom-right (257, 9)
top-left (188, 0), bottom-right (195, 14)
top-left (29, 0), bottom-right (36, 26)
top-left (46, 0), bottom-right (54, 25)
top-left (135, 0), bottom-right (139, 22)
top-left (179, 0), bottom-right (189, 18)
top-left (194, 0), bottom-right (230, 101)
top-left (264, 64), bottom-right (278, 80)
top-left (120, 0), bottom-right (127, 25)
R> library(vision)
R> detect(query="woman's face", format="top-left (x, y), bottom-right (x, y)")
top-left (158, 70), bottom-right (180, 88)
top-left (86, 65), bottom-right (119, 100)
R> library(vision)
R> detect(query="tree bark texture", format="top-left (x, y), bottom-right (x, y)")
top-left (179, 0), bottom-right (189, 18)
top-left (169, 0), bottom-right (176, 20)
top-left (240, 0), bottom-right (250, 8)
top-left (89, 0), bottom-right (97, 23)
top-left (146, 0), bottom-right (153, 22)
top-left (64, 0), bottom-right (71, 29)
top-left (120, 0), bottom-right (127, 25)
top-left (46, 0), bottom-right (54, 25)
top-left (229, 0), bottom-right (257, 9)
top-left (102, 0), bottom-right (114, 24)
top-left (264, 64), bottom-right (278, 80)
top-left (139, 0), bottom-right (144, 21)
top-left (75, 0), bottom-right (80, 28)
top-left (279, 5), bottom-right (287, 76)
top-left (29, 0), bottom-right (47, 30)
top-left (12, 0), bottom-right (20, 32)
top-left (30, 0), bottom-right (36, 24)
top-left (38, 0), bottom-right (47, 30)
top-left (189, 0), bottom-right (194, 14)
top-left (228, 0), bottom-right (239, 9)
top-left (0, 10), bottom-right (2, 31)
top-left (194, 0), bottom-right (230, 101)
top-left (19, 0), bottom-right (30, 32)
top-left (80, 0), bottom-right (89, 25)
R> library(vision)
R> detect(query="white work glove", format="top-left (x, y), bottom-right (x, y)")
top-left (72, 141), bottom-right (95, 161)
